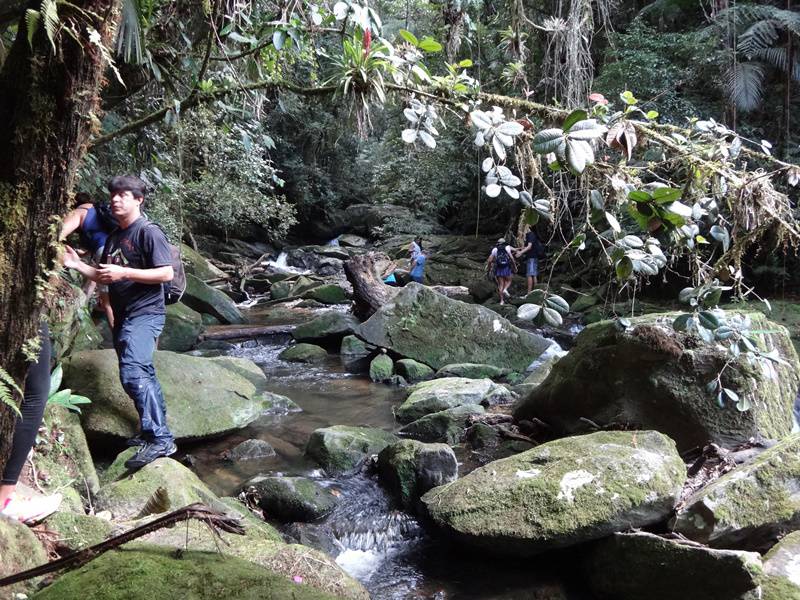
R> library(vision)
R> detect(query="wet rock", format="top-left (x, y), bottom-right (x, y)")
top-left (39, 404), bottom-right (101, 497)
top-left (292, 312), bottom-right (360, 344)
top-left (369, 353), bottom-right (394, 382)
top-left (582, 531), bottom-right (763, 600)
top-left (306, 425), bottom-right (398, 475)
top-left (279, 343), bottom-right (328, 363)
top-left (94, 455), bottom-right (224, 520)
top-left (399, 404), bottom-right (486, 444)
top-left (44, 511), bottom-right (114, 550)
top-left (160, 302), bottom-right (203, 351)
top-left (395, 359), bottom-right (434, 382)
top-left (291, 275), bottom-right (322, 296)
top-left (270, 279), bottom-right (293, 300)
top-left (394, 378), bottom-right (514, 424)
top-left (422, 430), bottom-right (686, 555)
top-left (764, 531), bottom-right (800, 592)
top-left (67, 350), bottom-right (284, 442)
top-left (244, 475), bottom-right (338, 522)
top-left (305, 284), bottom-right (348, 304)
top-left (671, 434), bottom-right (800, 551)
top-left (435, 363), bottom-right (511, 380)
top-left (340, 335), bottom-right (373, 358)
top-left (570, 293), bottom-right (599, 313)
top-left (338, 234), bottom-right (368, 248)
top-left (0, 514), bottom-right (48, 598)
top-left (223, 439), bottom-right (276, 461)
top-left (283, 522), bottom-right (343, 556)
top-left (358, 283), bottom-right (553, 372)
top-left (465, 422), bottom-right (501, 449)
top-left (468, 278), bottom-right (497, 303)
top-left (514, 313), bottom-right (800, 453)
top-left (378, 439), bottom-right (458, 511)
top-left (182, 274), bottom-right (246, 325)
top-left (180, 243), bottom-right (227, 281)
top-left (31, 544), bottom-right (361, 600)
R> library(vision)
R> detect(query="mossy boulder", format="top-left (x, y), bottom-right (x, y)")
top-left (357, 283), bottom-right (553, 371)
top-left (66, 350), bottom-right (285, 442)
top-left (182, 273), bottom-right (246, 325)
top-left (671, 434), bottom-right (800, 550)
top-left (160, 302), bottom-right (203, 351)
top-left (31, 546), bottom-right (349, 600)
top-left (292, 312), bottom-right (360, 344)
top-left (40, 404), bottom-right (100, 497)
top-left (369, 353), bottom-right (394, 382)
top-left (378, 439), bottom-right (458, 511)
top-left (306, 284), bottom-right (348, 304)
top-left (224, 439), bottom-right (276, 461)
top-left (763, 531), bottom-right (800, 594)
top-left (279, 343), bottom-right (328, 363)
top-left (44, 511), bottom-right (114, 550)
top-left (340, 334), bottom-right (372, 357)
top-left (514, 313), bottom-right (800, 452)
top-left (270, 279), bottom-right (293, 300)
top-left (94, 456), bottom-right (224, 519)
top-left (0, 515), bottom-right (48, 597)
top-left (395, 359), bottom-right (434, 382)
top-left (582, 531), bottom-right (764, 600)
top-left (180, 244), bottom-right (227, 281)
top-left (399, 404), bottom-right (486, 444)
top-left (291, 275), bottom-right (322, 296)
top-left (244, 475), bottom-right (338, 522)
top-left (435, 363), bottom-right (511, 380)
top-left (422, 430), bottom-right (687, 555)
top-left (306, 426), bottom-right (398, 475)
top-left (394, 378), bottom-right (514, 424)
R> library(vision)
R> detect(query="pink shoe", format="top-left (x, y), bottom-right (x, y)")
top-left (0, 492), bottom-right (62, 524)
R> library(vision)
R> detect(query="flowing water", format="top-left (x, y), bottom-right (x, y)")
top-left (188, 309), bottom-right (582, 599)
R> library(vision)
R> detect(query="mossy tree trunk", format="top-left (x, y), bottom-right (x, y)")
top-left (0, 0), bottom-right (120, 475)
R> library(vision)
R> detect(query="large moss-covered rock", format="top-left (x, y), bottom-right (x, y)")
top-left (340, 335), bottom-right (372, 357)
top-left (763, 531), bottom-right (800, 592)
top-left (306, 284), bottom-right (348, 304)
top-left (182, 273), bottom-right (246, 325)
top-left (279, 343), bottom-right (328, 363)
top-left (582, 531), bottom-right (763, 600)
top-left (399, 404), bottom-right (486, 444)
top-left (94, 456), bottom-right (224, 519)
top-left (45, 511), bottom-right (114, 550)
top-left (435, 363), bottom-right (511, 380)
top-left (422, 430), bottom-right (687, 555)
top-left (66, 350), bottom-right (283, 442)
top-left (378, 439), bottom-right (458, 511)
top-left (369, 353), bottom-right (394, 382)
top-left (394, 378), bottom-right (514, 424)
top-left (40, 404), bottom-right (101, 497)
top-left (357, 284), bottom-right (552, 371)
top-left (514, 313), bottom-right (800, 452)
top-left (31, 546), bottom-right (349, 600)
top-left (395, 359), bottom-right (434, 381)
top-left (160, 302), bottom-right (203, 351)
top-left (0, 515), bottom-right (48, 597)
top-left (306, 426), bottom-right (398, 475)
top-left (292, 312), bottom-right (360, 344)
top-left (244, 475), bottom-right (338, 522)
top-left (180, 244), bottom-right (227, 281)
top-left (672, 434), bottom-right (800, 550)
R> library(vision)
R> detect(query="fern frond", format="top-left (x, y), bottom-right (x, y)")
top-left (738, 18), bottom-right (781, 57)
top-left (116, 0), bottom-right (144, 64)
top-left (25, 9), bottom-right (41, 49)
top-left (750, 47), bottom-right (800, 80)
top-left (137, 486), bottom-right (171, 517)
top-left (0, 366), bottom-right (22, 418)
top-left (726, 61), bottom-right (766, 112)
top-left (41, 0), bottom-right (59, 52)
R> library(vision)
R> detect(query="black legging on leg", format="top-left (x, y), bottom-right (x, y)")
top-left (1, 322), bottom-right (51, 485)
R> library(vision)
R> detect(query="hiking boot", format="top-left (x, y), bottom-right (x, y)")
top-left (124, 440), bottom-right (177, 470)
top-left (1, 492), bottom-right (62, 524)
top-left (126, 434), bottom-right (146, 447)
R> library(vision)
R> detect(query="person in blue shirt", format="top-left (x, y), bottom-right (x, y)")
top-left (410, 247), bottom-right (426, 284)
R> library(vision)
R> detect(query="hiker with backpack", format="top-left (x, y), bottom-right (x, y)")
top-left (63, 176), bottom-right (179, 470)
top-left (515, 226), bottom-right (546, 295)
top-left (487, 238), bottom-right (517, 305)
top-left (60, 192), bottom-right (117, 326)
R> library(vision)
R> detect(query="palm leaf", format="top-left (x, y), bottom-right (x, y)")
top-left (116, 0), bottom-right (144, 64)
top-left (726, 61), bottom-right (766, 112)
top-left (738, 18), bottom-right (781, 57)
top-left (137, 486), bottom-right (171, 517)
top-left (750, 47), bottom-right (800, 81)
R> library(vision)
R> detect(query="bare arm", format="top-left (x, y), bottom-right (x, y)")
top-left (96, 264), bottom-right (174, 284)
top-left (63, 245), bottom-right (101, 281)
top-left (60, 204), bottom-right (91, 240)
top-left (516, 242), bottom-right (532, 258)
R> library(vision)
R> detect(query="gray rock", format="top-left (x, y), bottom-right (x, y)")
top-left (436, 363), bottom-right (511, 380)
top-left (422, 430), bottom-right (687, 555)
top-left (338, 234), bottom-right (367, 248)
top-left (764, 531), bottom-right (800, 588)
top-left (160, 302), bottom-right (203, 351)
top-left (358, 283), bottom-right (553, 371)
top-left (306, 425), bottom-right (398, 475)
top-left (180, 244), bottom-right (227, 281)
top-left (394, 378), bottom-right (514, 424)
top-left (182, 273), bottom-right (246, 324)
top-left (340, 335), bottom-right (373, 357)
top-left (244, 475), bottom-right (338, 522)
top-left (395, 359), bottom-right (434, 382)
top-left (378, 439), bottom-right (458, 511)
top-left (224, 439), bottom-right (276, 461)
top-left (399, 404), bottom-right (486, 444)
top-left (369, 353), bottom-right (394, 382)
top-left (279, 343), bottom-right (328, 363)
top-left (292, 312), bottom-right (360, 344)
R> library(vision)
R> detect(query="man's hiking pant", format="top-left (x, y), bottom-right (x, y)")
top-left (113, 313), bottom-right (174, 444)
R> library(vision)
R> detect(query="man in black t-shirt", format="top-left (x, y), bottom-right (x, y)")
top-left (515, 226), bottom-right (544, 295)
top-left (64, 176), bottom-right (177, 470)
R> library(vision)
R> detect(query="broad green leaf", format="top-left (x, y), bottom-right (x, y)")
top-left (516, 303), bottom-right (541, 321)
top-left (605, 211), bottom-right (621, 233)
top-left (566, 139), bottom-right (588, 173)
top-left (545, 295), bottom-right (570, 314)
top-left (418, 37), bottom-right (443, 52)
top-left (399, 29), bottom-right (419, 46)
top-left (496, 121), bottom-right (524, 136)
top-left (615, 256), bottom-right (633, 280)
top-left (620, 90), bottom-right (638, 105)
top-left (646, 110), bottom-right (659, 120)
top-left (49, 364), bottom-right (63, 397)
top-left (542, 307), bottom-right (563, 327)
top-left (532, 129), bottom-right (565, 154)
top-left (651, 188), bottom-right (682, 203)
top-left (418, 130), bottom-right (436, 148)
top-left (673, 313), bottom-right (691, 331)
top-left (709, 225), bottom-right (730, 252)
top-left (567, 119), bottom-right (606, 140)
top-left (272, 30), bottom-right (286, 50)
top-left (562, 109), bottom-right (587, 132)
top-left (736, 396), bottom-right (752, 412)
top-left (628, 190), bottom-right (651, 203)
top-left (523, 207), bottom-right (540, 225)
top-left (458, 59), bottom-right (473, 68)
top-left (698, 311), bottom-right (720, 330)
top-left (485, 183), bottom-right (502, 197)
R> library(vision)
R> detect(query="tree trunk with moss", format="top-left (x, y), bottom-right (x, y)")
top-left (0, 0), bottom-right (120, 475)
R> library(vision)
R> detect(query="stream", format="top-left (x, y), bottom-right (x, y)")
top-left (187, 306), bottom-right (582, 599)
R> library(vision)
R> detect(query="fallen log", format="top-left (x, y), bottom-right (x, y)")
top-left (343, 252), bottom-right (399, 320)
top-left (200, 324), bottom-right (295, 340)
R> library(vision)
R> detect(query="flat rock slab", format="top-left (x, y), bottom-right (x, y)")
top-left (357, 283), bottom-right (553, 372)
top-left (394, 377), bottom-right (513, 423)
top-left (306, 426), bottom-right (398, 475)
top-left (422, 430), bottom-right (686, 555)
top-left (66, 349), bottom-right (286, 442)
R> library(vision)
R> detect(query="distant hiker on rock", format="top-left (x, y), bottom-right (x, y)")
top-left (515, 226), bottom-right (545, 295)
top-left (63, 175), bottom-right (177, 470)
top-left (409, 239), bottom-right (426, 284)
top-left (487, 238), bottom-right (516, 305)
top-left (61, 192), bottom-right (117, 326)
top-left (408, 236), bottom-right (422, 269)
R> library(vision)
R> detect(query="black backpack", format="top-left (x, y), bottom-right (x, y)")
top-left (144, 221), bottom-right (187, 305)
top-left (496, 245), bottom-right (511, 268)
